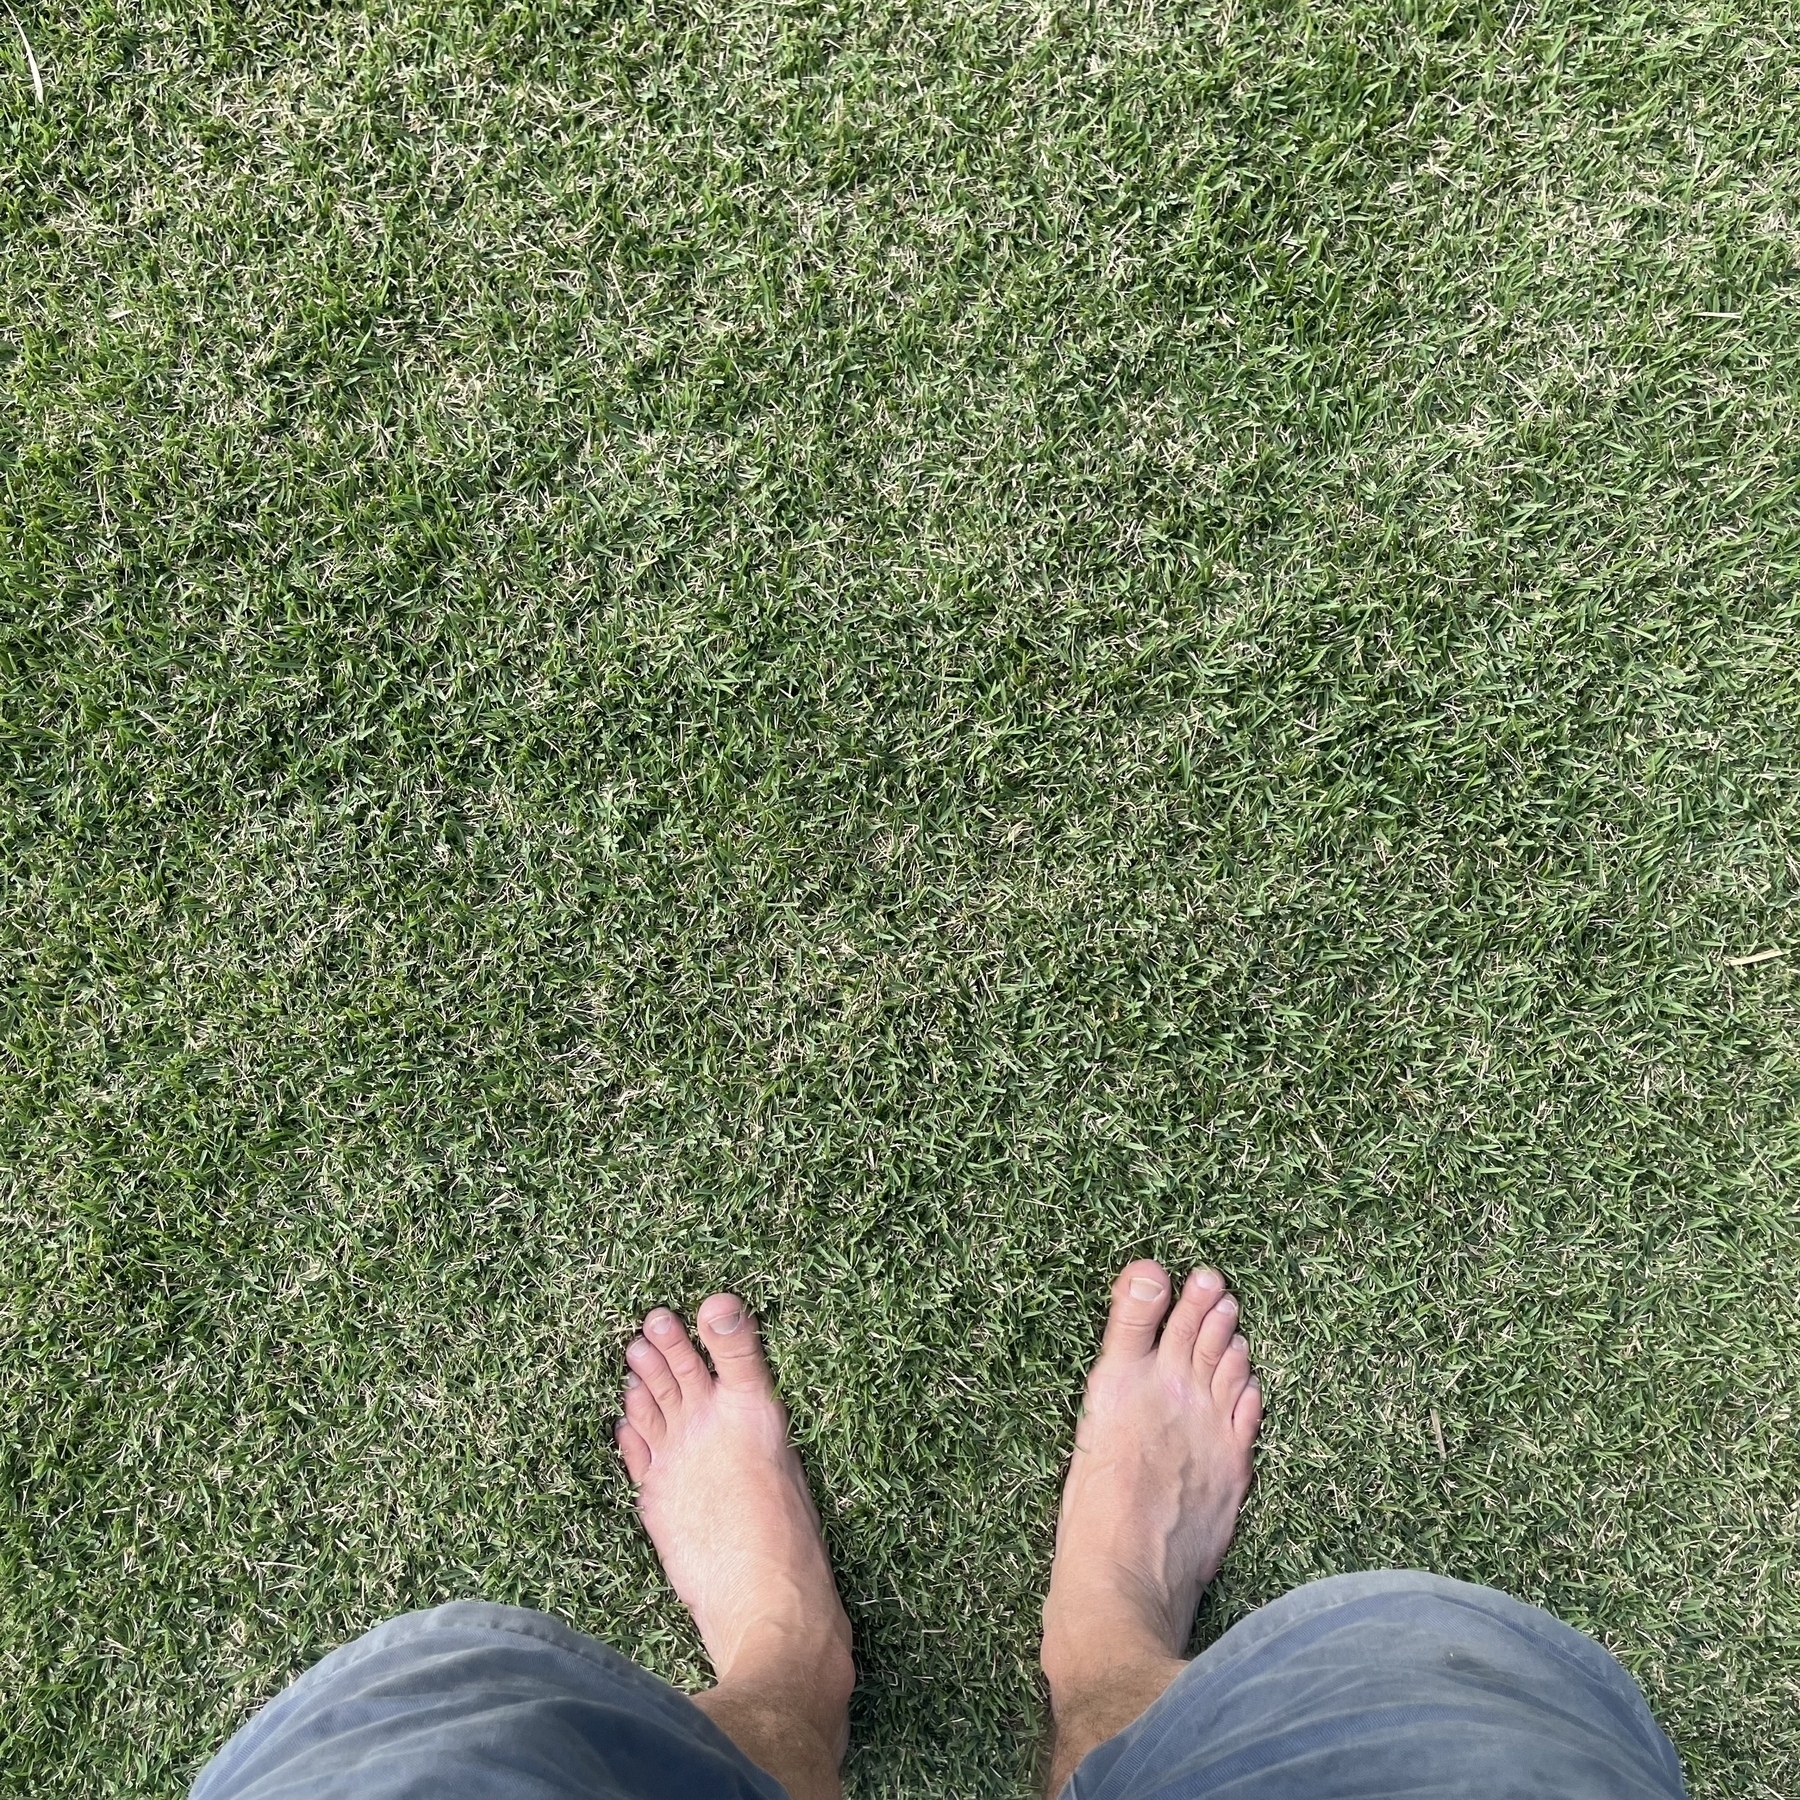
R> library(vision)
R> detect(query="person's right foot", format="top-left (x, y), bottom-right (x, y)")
top-left (1040, 1260), bottom-right (1261, 1711)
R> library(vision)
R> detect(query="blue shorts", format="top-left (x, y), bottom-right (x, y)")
top-left (193, 1572), bottom-right (1687, 1800)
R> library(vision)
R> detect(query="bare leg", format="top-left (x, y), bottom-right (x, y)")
top-left (615, 1297), bottom-right (854, 1800)
top-left (1038, 1261), bottom-right (1263, 1796)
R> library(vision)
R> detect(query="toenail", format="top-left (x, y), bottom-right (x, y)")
top-left (1129, 1277), bottom-right (1163, 1300)
top-left (647, 1311), bottom-right (677, 1337)
top-left (708, 1305), bottom-right (743, 1335)
top-left (623, 1370), bottom-right (641, 1388)
top-left (1193, 1267), bottom-right (1223, 1291)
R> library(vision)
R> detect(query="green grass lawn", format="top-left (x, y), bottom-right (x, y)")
top-left (4, 0), bottom-right (1799, 1794)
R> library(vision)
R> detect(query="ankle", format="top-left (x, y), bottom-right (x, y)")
top-left (693, 1659), bottom-right (852, 1800)
top-left (1041, 1585), bottom-right (1183, 1698)
top-left (1040, 1652), bottom-right (1186, 1796)
top-left (1043, 1645), bottom-right (1184, 1719)
top-left (714, 1618), bottom-right (854, 1710)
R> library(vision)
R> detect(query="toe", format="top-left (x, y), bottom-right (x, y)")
top-left (643, 1308), bottom-right (712, 1400)
top-left (1160, 1267), bottom-right (1227, 1363)
top-left (696, 1293), bottom-right (775, 1396)
top-left (1101, 1260), bottom-right (1173, 1359)
top-left (623, 1368), bottom-right (666, 1442)
top-left (626, 1335), bottom-right (682, 1409)
top-left (1233, 1377), bottom-right (1263, 1446)
top-left (1192, 1290), bottom-right (1239, 1369)
top-left (1212, 1332), bottom-right (1252, 1411)
top-left (615, 1418), bottom-right (652, 1482)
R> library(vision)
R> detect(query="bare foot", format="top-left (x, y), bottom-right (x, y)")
top-left (616, 1296), bottom-right (854, 1800)
top-left (1039, 1261), bottom-right (1262, 1794)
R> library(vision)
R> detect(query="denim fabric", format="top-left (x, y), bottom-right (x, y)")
top-left (1069, 1571), bottom-right (1687, 1800)
top-left (193, 1574), bottom-right (1687, 1800)
top-left (190, 1602), bottom-right (786, 1800)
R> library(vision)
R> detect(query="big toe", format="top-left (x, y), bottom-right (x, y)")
top-left (696, 1293), bottom-right (775, 1395)
top-left (1101, 1259), bottom-right (1172, 1358)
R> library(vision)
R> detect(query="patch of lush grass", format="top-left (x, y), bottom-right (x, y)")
top-left (3, 1), bottom-right (1798, 1794)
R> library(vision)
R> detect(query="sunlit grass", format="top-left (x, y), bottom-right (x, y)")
top-left (3, 3), bottom-right (1798, 1796)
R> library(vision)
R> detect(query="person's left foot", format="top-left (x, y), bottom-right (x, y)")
top-left (616, 1297), bottom-right (853, 1741)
